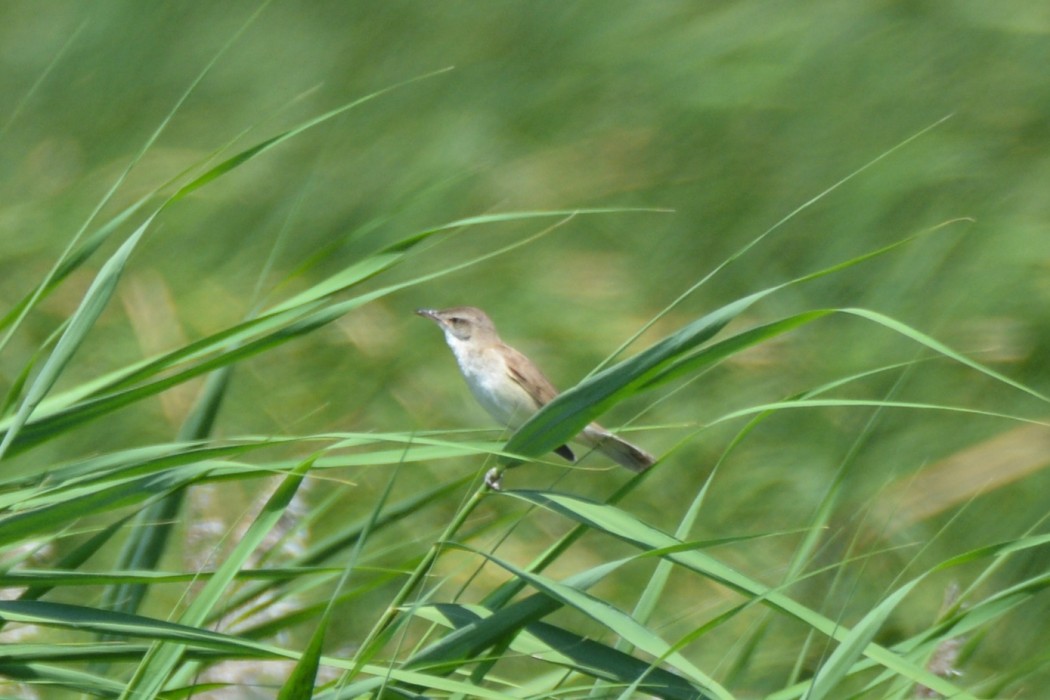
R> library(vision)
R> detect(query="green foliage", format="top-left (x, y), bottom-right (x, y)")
top-left (0, 2), bottom-right (1047, 699)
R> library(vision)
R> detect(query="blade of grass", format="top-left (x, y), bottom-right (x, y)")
top-left (101, 365), bottom-right (234, 622)
top-left (806, 579), bottom-right (922, 700)
top-left (501, 227), bottom-right (937, 467)
top-left (0, 600), bottom-right (278, 656)
top-left (324, 452), bottom-right (403, 696)
top-left (0, 3), bottom-right (269, 361)
top-left (0, 210), bottom-right (649, 457)
top-left (120, 457), bottom-right (314, 698)
top-left (0, 65), bottom-right (455, 461)
top-left (508, 490), bottom-right (976, 699)
top-left (588, 114), bottom-right (956, 377)
top-left (451, 545), bottom-right (734, 700)
top-left (411, 603), bottom-right (708, 700)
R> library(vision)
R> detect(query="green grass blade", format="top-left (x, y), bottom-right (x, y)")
top-left (503, 290), bottom-right (769, 464)
top-left (100, 366), bottom-right (237, 619)
top-left (412, 603), bottom-right (709, 700)
top-left (842, 308), bottom-right (1050, 403)
top-left (457, 546), bottom-right (735, 700)
top-left (406, 562), bottom-right (620, 672)
top-left (168, 66), bottom-right (454, 209)
top-left (806, 579), bottom-right (922, 700)
top-left (10, 515), bottom-right (132, 605)
top-left (0, 600), bottom-right (276, 655)
top-left (0, 67), bottom-right (455, 462)
top-left (0, 468), bottom-right (194, 546)
top-left (265, 208), bottom-right (659, 316)
top-left (278, 611), bottom-right (328, 700)
top-left (508, 490), bottom-right (977, 699)
top-left (121, 458), bottom-right (313, 698)
top-left (0, 208), bottom-right (642, 457)
top-left (0, 213), bottom-right (158, 461)
top-left (0, 194), bottom-right (151, 335)
top-left (502, 228), bottom-right (945, 466)
top-left (638, 310), bottom-right (833, 391)
top-left (0, 660), bottom-right (127, 696)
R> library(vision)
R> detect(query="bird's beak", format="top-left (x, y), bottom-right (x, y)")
top-left (415, 308), bottom-right (439, 322)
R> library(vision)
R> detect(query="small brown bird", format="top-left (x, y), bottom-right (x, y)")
top-left (416, 306), bottom-right (654, 479)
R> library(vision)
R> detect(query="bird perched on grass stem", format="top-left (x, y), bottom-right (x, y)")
top-left (416, 306), bottom-right (654, 487)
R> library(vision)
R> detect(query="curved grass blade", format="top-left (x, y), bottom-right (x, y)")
top-left (0, 211), bottom-right (158, 460)
top-left (120, 458), bottom-right (313, 698)
top-left (842, 308), bottom-right (1050, 403)
top-left (0, 600), bottom-right (275, 656)
top-left (502, 291), bottom-right (769, 465)
top-left (0, 3), bottom-right (268, 361)
top-left (502, 228), bottom-right (951, 466)
top-left (101, 366), bottom-right (234, 624)
top-left (0, 468), bottom-right (197, 546)
top-left (406, 560), bottom-right (622, 673)
top-left (0, 210), bottom-right (648, 457)
top-left (806, 579), bottom-right (922, 700)
top-left (0, 67), bottom-right (454, 462)
top-left (766, 547), bottom-right (1050, 700)
top-left (0, 194), bottom-right (151, 335)
top-left (278, 610), bottom-right (328, 700)
top-left (451, 545), bottom-right (735, 700)
top-left (508, 490), bottom-right (976, 699)
top-left (411, 603), bottom-right (710, 700)
top-left (637, 310), bottom-right (832, 391)
top-left (0, 659), bottom-right (128, 697)
top-left (589, 115), bottom-right (956, 378)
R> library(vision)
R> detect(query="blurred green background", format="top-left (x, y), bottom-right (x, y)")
top-left (1, 1), bottom-right (1048, 695)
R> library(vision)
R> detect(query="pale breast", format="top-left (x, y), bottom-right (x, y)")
top-left (448, 340), bottom-right (539, 428)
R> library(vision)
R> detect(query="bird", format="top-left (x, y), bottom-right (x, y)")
top-left (416, 306), bottom-right (654, 486)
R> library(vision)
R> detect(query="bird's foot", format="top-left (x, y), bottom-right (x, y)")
top-left (484, 467), bottom-right (503, 491)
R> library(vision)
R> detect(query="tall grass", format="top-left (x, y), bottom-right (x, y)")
top-left (1, 6), bottom-right (1048, 700)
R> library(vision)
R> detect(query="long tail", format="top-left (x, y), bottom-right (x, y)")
top-left (580, 424), bottom-right (655, 472)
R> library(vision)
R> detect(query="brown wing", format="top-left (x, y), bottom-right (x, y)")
top-left (501, 342), bottom-right (560, 407)
top-left (502, 342), bottom-right (576, 463)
